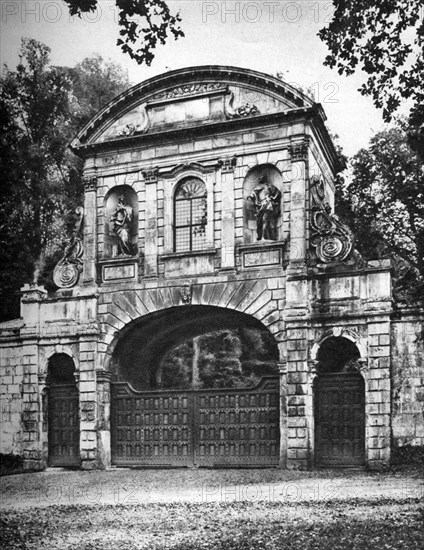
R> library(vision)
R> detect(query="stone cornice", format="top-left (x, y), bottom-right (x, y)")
top-left (74, 107), bottom-right (319, 158)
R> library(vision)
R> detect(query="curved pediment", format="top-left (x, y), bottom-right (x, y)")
top-left (71, 66), bottom-right (316, 148)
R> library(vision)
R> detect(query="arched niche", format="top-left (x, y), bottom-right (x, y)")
top-left (104, 185), bottom-right (138, 258)
top-left (243, 164), bottom-right (283, 244)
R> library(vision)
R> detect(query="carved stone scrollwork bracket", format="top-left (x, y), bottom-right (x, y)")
top-left (53, 206), bottom-right (84, 289)
top-left (219, 157), bottom-right (237, 173)
top-left (309, 174), bottom-right (354, 264)
top-left (225, 91), bottom-right (260, 119)
top-left (142, 169), bottom-right (158, 184)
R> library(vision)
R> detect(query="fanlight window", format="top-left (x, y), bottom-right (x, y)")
top-left (174, 178), bottom-right (207, 252)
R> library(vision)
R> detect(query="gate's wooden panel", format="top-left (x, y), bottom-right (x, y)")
top-left (195, 377), bottom-right (280, 467)
top-left (111, 384), bottom-right (195, 466)
top-left (314, 373), bottom-right (365, 467)
top-left (48, 384), bottom-right (80, 467)
top-left (111, 376), bottom-right (280, 467)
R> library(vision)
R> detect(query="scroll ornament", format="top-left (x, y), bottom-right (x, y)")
top-left (225, 92), bottom-right (260, 119)
top-left (53, 207), bottom-right (84, 288)
top-left (309, 175), bottom-right (353, 263)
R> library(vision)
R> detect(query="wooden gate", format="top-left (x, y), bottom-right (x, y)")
top-left (48, 384), bottom-right (80, 467)
top-left (111, 376), bottom-right (280, 467)
top-left (314, 373), bottom-right (365, 467)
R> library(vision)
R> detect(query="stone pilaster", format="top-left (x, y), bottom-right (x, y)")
top-left (78, 339), bottom-right (98, 469)
top-left (305, 360), bottom-right (318, 469)
top-left (38, 373), bottom-right (48, 469)
top-left (143, 170), bottom-right (158, 277)
top-left (21, 339), bottom-right (42, 470)
top-left (284, 324), bottom-right (309, 469)
top-left (278, 360), bottom-right (288, 468)
top-left (96, 370), bottom-right (112, 469)
top-left (364, 264), bottom-right (392, 469)
top-left (366, 318), bottom-right (392, 469)
top-left (19, 285), bottom-right (46, 471)
top-left (288, 140), bottom-right (308, 275)
top-left (82, 174), bottom-right (98, 285)
top-left (219, 157), bottom-right (237, 270)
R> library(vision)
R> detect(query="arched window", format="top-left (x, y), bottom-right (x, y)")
top-left (174, 177), bottom-right (207, 252)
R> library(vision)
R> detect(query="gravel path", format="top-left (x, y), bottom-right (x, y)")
top-left (1, 468), bottom-right (423, 509)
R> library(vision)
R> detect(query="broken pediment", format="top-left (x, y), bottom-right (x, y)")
top-left (72, 66), bottom-right (315, 147)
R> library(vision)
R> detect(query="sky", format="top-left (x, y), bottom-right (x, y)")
top-left (0, 0), bottom-right (398, 156)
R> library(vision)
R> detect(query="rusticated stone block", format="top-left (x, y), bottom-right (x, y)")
top-left (287, 372), bottom-right (307, 384)
top-left (80, 401), bottom-right (96, 421)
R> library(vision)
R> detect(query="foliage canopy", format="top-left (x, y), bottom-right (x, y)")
top-left (319, 0), bottom-right (424, 123)
top-left (0, 38), bottom-right (130, 321)
top-left (336, 119), bottom-right (424, 302)
top-left (63, 0), bottom-right (184, 66)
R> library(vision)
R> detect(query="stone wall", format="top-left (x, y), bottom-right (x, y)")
top-left (0, 335), bottom-right (23, 455)
top-left (391, 311), bottom-right (424, 452)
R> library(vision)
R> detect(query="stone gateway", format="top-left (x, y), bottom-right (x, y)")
top-left (1, 66), bottom-right (423, 471)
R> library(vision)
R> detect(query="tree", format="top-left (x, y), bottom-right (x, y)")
top-left (336, 119), bottom-right (424, 302)
top-left (0, 39), bottom-right (76, 319)
top-left (0, 39), bottom-right (130, 321)
top-left (319, 1), bottom-right (423, 123)
top-left (319, 2), bottom-right (424, 301)
top-left (63, 0), bottom-right (184, 66)
top-left (67, 54), bottom-right (130, 129)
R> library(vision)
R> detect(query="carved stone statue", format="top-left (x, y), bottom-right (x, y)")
top-left (247, 175), bottom-right (281, 241)
top-left (110, 194), bottom-right (134, 256)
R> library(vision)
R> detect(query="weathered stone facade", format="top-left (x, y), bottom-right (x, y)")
top-left (1, 66), bottom-right (423, 471)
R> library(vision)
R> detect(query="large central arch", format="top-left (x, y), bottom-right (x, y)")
top-left (110, 305), bottom-right (281, 468)
top-left (111, 305), bottom-right (279, 388)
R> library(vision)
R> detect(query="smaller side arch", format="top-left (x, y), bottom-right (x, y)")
top-left (311, 330), bottom-right (366, 468)
top-left (46, 352), bottom-right (80, 467)
top-left (40, 345), bottom-right (80, 377)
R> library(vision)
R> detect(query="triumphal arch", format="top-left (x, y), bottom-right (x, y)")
top-left (1, 66), bottom-right (423, 471)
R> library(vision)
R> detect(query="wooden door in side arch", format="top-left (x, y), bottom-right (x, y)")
top-left (314, 373), bottom-right (365, 467)
top-left (48, 384), bottom-right (80, 467)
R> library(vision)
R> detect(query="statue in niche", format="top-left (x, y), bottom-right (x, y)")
top-left (247, 175), bottom-right (281, 241)
top-left (110, 194), bottom-right (135, 256)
